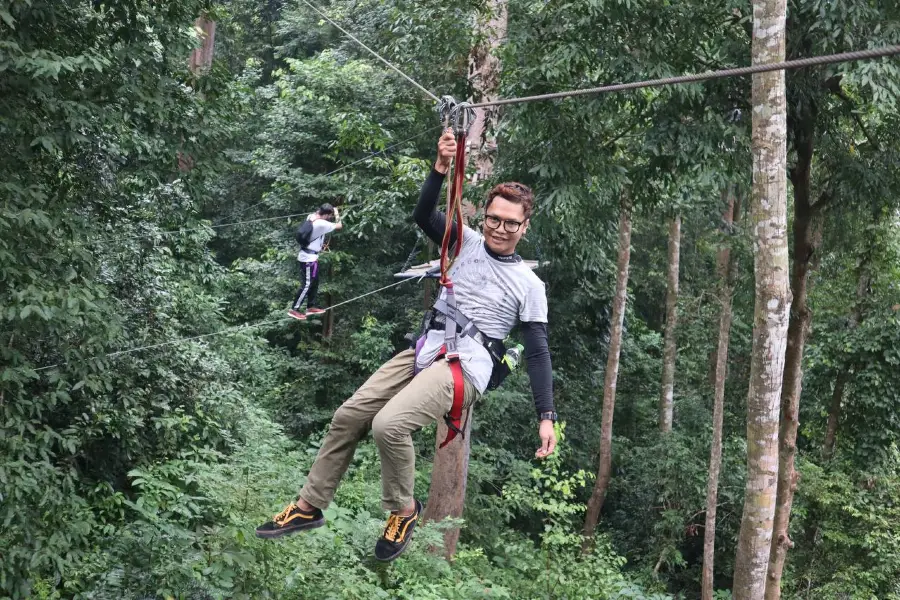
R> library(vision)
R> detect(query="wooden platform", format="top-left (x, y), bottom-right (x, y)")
top-left (394, 259), bottom-right (543, 279)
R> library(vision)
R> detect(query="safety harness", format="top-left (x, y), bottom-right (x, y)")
top-left (428, 98), bottom-right (477, 448)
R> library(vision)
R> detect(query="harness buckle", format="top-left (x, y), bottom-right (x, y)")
top-left (444, 414), bottom-right (465, 437)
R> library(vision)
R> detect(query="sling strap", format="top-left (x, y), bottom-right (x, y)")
top-left (438, 281), bottom-right (466, 448)
top-left (440, 342), bottom-right (467, 448)
top-left (434, 104), bottom-right (474, 449)
top-left (302, 234), bottom-right (326, 254)
top-left (432, 297), bottom-right (485, 345)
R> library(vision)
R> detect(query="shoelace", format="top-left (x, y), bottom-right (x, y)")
top-left (384, 514), bottom-right (403, 542)
top-left (273, 503), bottom-right (297, 525)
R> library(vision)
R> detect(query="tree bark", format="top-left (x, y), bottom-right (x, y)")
top-left (582, 193), bottom-right (633, 547)
top-left (179, 15), bottom-right (216, 172)
top-left (421, 411), bottom-right (474, 558)
top-left (659, 214), bottom-right (682, 433)
top-left (423, 0), bottom-right (506, 559)
top-left (822, 250), bottom-right (871, 458)
top-left (702, 192), bottom-right (740, 600)
top-left (189, 16), bottom-right (216, 73)
top-left (464, 0), bottom-right (507, 184)
top-left (765, 67), bottom-right (823, 600)
top-left (733, 2), bottom-right (791, 598)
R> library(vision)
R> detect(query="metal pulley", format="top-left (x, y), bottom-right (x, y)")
top-left (435, 95), bottom-right (476, 136)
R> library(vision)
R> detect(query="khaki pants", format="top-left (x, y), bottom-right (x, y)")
top-left (298, 349), bottom-right (479, 512)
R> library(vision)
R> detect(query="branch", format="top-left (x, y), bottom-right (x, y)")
top-left (600, 102), bottom-right (652, 151)
top-left (811, 187), bottom-right (835, 215)
top-left (825, 77), bottom-right (882, 152)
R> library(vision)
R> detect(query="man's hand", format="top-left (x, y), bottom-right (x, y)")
top-left (435, 129), bottom-right (456, 175)
top-left (535, 420), bottom-right (557, 459)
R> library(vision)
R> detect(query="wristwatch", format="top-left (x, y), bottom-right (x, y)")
top-left (539, 411), bottom-right (558, 423)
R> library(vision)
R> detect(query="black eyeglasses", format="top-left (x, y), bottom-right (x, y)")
top-left (484, 214), bottom-right (524, 233)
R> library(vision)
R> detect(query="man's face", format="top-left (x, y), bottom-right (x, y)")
top-left (482, 196), bottom-right (528, 255)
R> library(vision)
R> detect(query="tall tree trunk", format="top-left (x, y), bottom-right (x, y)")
top-left (659, 214), bottom-right (682, 432)
top-left (423, 0), bottom-right (506, 559)
top-left (822, 249), bottom-right (871, 458)
top-left (765, 78), bottom-right (823, 600)
top-left (464, 0), bottom-right (507, 184)
top-left (421, 411), bottom-right (474, 558)
top-left (582, 193), bottom-right (633, 546)
top-left (179, 15), bottom-right (216, 172)
top-left (260, 0), bottom-right (282, 84)
top-left (733, 1), bottom-right (791, 598)
top-left (188, 16), bottom-right (216, 73)
top-left (702, 192), bottom-right (740, 600)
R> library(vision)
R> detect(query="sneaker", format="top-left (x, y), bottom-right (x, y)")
top-left (306, 307), bottom-right (326, 316)
top-left (288, 309), bottom-right (307, 321)
top-left (255, 501), bottom-right (325, 539)
top-left (374, 499), bottom-right (422, 562)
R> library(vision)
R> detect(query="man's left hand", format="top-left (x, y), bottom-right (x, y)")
top-left (535, 420), bottom-right (557, 458)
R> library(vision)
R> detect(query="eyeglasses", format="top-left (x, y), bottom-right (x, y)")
top-left (484, 214), bottom-right (524, 233)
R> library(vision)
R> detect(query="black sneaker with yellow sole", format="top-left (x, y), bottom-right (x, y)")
top-left (255, 501), bottom-right (325, 539)
top-left (374, 499), bottom-right (422, 562)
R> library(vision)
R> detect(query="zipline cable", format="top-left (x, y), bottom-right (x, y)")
top-left (468, 45), bottom-right (900, 109)
top-left (81, 46), bottom-right (900, 248)
top-left (46, 45), bottom-right (900, 371)
top-left (34, 276), bottom-right (421, 373)
top-left (298, 0), bottom-right (439, 102)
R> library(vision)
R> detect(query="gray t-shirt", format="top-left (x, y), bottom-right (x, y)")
top-left (297, 215), bottom-right (337, 262)
top-left (416, 227), bottom-right (548, 393)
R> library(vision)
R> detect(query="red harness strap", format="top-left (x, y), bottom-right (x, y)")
top-left (437, 281), bottom-right (468, 448)
top-left (440, 349), bottom-right (466, 449)
top-left (436, 129), bottom-right (469, 449)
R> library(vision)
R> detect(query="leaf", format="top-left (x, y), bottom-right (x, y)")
top-left (0, 9), bottom-right (14, 29)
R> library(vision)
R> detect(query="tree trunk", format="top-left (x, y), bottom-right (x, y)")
top-left (582, 193), bottom-right (633, 546)
top-left (822, 251), bottom-right (871, 458)
top-left (821, 375), bottom-right (846, 458)
top-left (733, 2), bottom-right (791, 598)
top-left (260, 0), bottom-right (282, 84)
top-left (464, 0), bottom-right (507, 184)
top-left (659, 214), bottom-right (681, 433)
top-left (179, 15), bottom-right (216, 172)
top-left (423, 0), bottom-right (506, 559)
top-left (421, 410), bottom-right (474, 558)
top-left (189, 16), bottom-right (216, 73)
top-left (702, 192), bottom-right (740, 600)
top-left (765, 69), bottom-right (823, 600)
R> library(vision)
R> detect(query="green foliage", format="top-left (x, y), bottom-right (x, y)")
top-left (4, 0), bottom-right (900, 599)
top-left (47, 409), bottom-right (664, 600)
top-left (782, 452), bottom-right (900, 599)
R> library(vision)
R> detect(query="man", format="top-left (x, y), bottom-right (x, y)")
top-left (257, 130), bottom-right (557, 562)
top-left (289, 203), bottom-right (342, 320)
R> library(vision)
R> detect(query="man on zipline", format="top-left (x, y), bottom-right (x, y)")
top-left (289, 203), bottom-right (342, 320)
top-left (258, 130), bottom-right (557, 561)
